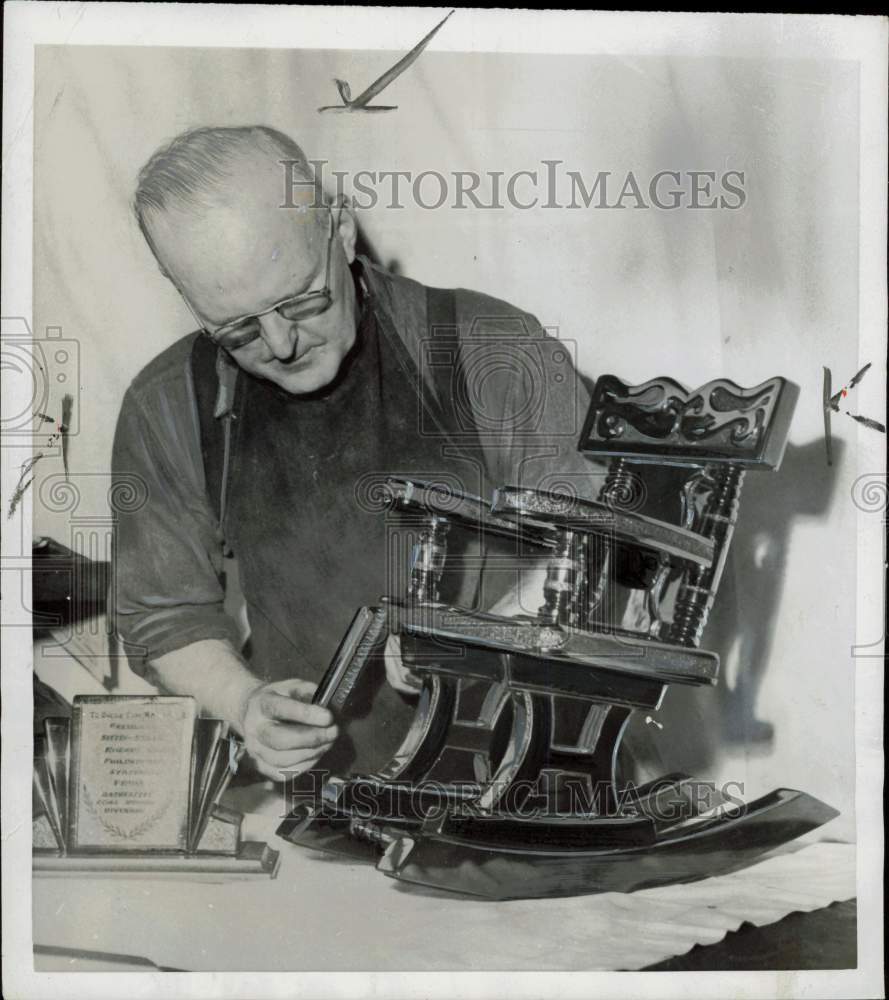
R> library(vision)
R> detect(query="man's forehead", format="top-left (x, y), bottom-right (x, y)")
top-left (158, 202), bottom-right (316, 261)
top-left (148, 194), bottom-right (324, 315)
top-left (150, 150), bottom-right (320, 255)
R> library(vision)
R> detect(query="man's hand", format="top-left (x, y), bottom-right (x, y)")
top-left (147, 640), bottom-right (339, 782)
top-left (486, 562), bottom-right (549, 618)
top-left (239, 678), bottom-right (339, 781)
top-left (383, 633), bottom-right (423, 696)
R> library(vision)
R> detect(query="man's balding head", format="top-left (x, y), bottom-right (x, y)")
top-left (134, 126), bottom-right (328, 287)
top-left (134, 126), bottom-right (359, 395)
top-left (134, 126), bottom-right (319, 241)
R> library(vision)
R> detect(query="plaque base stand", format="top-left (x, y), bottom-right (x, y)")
top-left (33, 804), bottom-right (280, 879)
top-left (33, 702), bottom-right (281, 880)
top-left (32, 839), bottom-right (280, 879)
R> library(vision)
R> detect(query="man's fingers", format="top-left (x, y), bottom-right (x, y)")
top-left (247, 728), bottom-right (337, 779)
top-left (389, 661), bottom-right (423, 693)
top-left (257, 721), bottom-right (338, 752)
top-left (384, 632), bottom-right (423, 696)
top-left (259, 691), bottom-right (334, 728)
top-left (251, 756), bottom-right (289, 782)
top-left (384, 655), bottom-right (400, 689)
top-left (387, 668), bottom-right (422, 696)
top-left (239, 677), bottom-right (339, 780)
top-left (251, 754), bottom-right (323, 782)
top-left (272, 678), bottom-right (319, 702)
top-left (253, 741), bottom-right (333, 771)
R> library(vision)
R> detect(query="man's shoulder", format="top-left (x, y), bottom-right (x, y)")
top-left (452, 286), bottom-right (540, 335)
top-left (126, 331), bottom-right (202, 404)
top-left (361, 257), bottom-right (540, 339)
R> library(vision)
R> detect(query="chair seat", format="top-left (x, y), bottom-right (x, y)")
top-left (492, 485), bottom-right (715, 567)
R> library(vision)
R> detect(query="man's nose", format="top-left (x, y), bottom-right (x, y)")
top-left (257, 312), bottom-right (298, 360)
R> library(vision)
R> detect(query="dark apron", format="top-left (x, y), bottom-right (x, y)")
top-left (191, 284), bottom-right (491, 774)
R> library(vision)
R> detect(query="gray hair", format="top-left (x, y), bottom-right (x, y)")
top-left (133, 125), bottom-right (321, 250)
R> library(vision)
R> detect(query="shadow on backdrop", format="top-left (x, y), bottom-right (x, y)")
top-left (353, 224), bottom-right (402, 277)
top-left (622, 436), bottom-right (845, 784)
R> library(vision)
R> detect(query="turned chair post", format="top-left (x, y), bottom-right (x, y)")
top-left (668, 463), bottom-right (746, 647)
top-left (538, 528), bottom-right (585, 627)
top-left (407, 514), bottom-right (450, 605)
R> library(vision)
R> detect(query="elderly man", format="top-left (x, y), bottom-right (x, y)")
top-left (113, 125), bottom-right (590, 780)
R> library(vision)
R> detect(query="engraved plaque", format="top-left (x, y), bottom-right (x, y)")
top-left (68, 696), bottom-right (197, 852)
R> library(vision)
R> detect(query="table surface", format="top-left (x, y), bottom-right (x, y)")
top-left (32, 787), bottom-right (857, 973)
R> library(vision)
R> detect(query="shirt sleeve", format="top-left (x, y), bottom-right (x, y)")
top-left (110, 372), bottom-right (242, 673)
top-left (467, 307), bottom-right (604, 496)
top-left (448, 299), bottom-right (605, 614)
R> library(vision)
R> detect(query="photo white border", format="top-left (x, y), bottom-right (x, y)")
top-left (2, 5), bottom-right (885, 998)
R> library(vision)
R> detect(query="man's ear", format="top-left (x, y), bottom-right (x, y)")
top-left (335, 204), bottom-right (358, 264)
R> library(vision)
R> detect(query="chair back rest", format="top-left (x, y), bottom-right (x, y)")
top-left (578, 375), bottom-right (799, 645)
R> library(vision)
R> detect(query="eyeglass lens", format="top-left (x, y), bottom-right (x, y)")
top-left (212, 291), bottom-right (332, 349)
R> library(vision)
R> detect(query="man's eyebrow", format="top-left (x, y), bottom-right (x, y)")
top-left (212, 259), bottom-right (323, 328)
